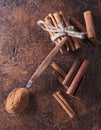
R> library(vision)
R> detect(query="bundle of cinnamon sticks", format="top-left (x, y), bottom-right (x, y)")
top-left (37, 10), bottom-right (100, 118)
top-left (44, 11), bottom-right (83, 54)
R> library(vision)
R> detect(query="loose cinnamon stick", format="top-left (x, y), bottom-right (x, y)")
top-left (51, 62), bottom-right (67, 88)
top-left (51, 62), bottom-right (66, 78)
top-left (52, 70), bottom-right (64, 85)
top-left (84, 11), bottom-right (96, 39)
top-left (53, 91), bottom-right (75, 118)
top-left (52, 70), bottom-right (68, 89)
top-left (89, 38), bottom-right (100, 46)
top-left (70, 16), bottom-right (86, 32)
top-left (70, 16), bottom-right (99, 46)
top-left (63, 57), bottom-right (83, 87)
top-left (67, 59), bottom-right (89, 95)
top-left (57, 91), bottom-right (75, 114)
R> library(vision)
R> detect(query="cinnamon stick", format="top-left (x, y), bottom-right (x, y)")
top-left (50, 12), bottom-right (74, 51)
top-left (45, 16), bottom-right (64, 54)
top-left (59, 11), bottom-right (70, 27)
top-left (52, 70), bottom-right (64, 85)
top-left (71, 38), bottom-right (81, 49)
top-left (59, 11), bottom-right (82, 50)
top-left (70, 16), bottom-right (86, 32)
top-left (89, 38), bottom-right (100, 46)
top-left (70, 16), bottom-right (99, 46)
top-left (53, 12), bottom-right (64, 26)
top-left (66, 59), bottom-right (89, 95)
top-left (84, 10), bottom-right (96, 39)
top-left (48, 13), bottom-right (67, 53)
top-left (45, 16), bottom-right (54, 37)
top-left (59, 11), bottom-right (76, 51)
top-left (51, 62), bottom-right (66, 78)
top-left (51, 62), bottom-right (67, 88)
top-left (63, 57), bottom-right (83, 87)
top-left (53, 91), bottom-right (75, 118)
top-left (48, 13), bottom-right (57, 27)
top-left (52, 12), bottom-right (69, 51)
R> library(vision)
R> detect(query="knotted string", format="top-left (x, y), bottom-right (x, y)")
top-left (37, 20), bottom-right (85, 42)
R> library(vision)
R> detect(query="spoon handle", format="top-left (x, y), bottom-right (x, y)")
top-left (25, 37), bottom-right (67, 89)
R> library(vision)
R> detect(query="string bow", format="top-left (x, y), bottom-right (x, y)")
top-left (37, 20), bottom-right (85, 42)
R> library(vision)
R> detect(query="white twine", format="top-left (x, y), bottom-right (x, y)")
top-left (37, 20), bottom-right (85, 42)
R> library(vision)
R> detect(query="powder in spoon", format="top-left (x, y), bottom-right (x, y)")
top-left (5, 88), bottom-right (29, 114)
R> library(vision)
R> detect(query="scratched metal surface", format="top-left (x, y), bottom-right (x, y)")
top-left (0, 0), bottom-right (101, 130)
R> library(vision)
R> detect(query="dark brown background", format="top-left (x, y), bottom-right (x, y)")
top-left (0, 0), bottom-right (101, 130)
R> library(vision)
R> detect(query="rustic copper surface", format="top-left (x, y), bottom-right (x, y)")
top-left (0, 0), bottom-right (101, 130)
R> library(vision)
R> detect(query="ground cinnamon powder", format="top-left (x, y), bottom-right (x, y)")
top-left (5, 88), bottom-right (29, 114)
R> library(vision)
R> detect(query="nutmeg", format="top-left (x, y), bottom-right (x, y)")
top-left (5, 88), bottom-right (29, 114)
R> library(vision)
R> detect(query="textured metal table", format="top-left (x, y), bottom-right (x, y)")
top-left (0, 0), bottom-right (101, 130)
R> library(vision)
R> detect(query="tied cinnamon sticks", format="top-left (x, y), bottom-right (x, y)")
top-left (44, 11), bottom-right (83, 54)
top-left (45, 15), bottom-right (66, 54)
